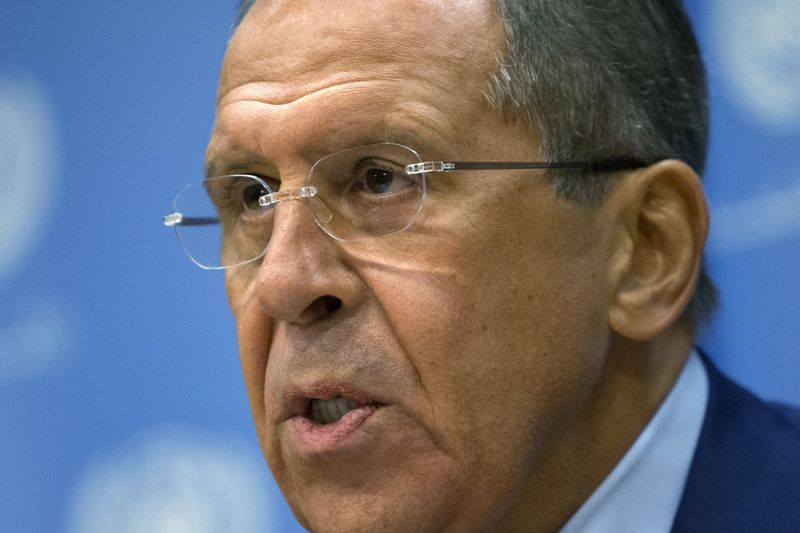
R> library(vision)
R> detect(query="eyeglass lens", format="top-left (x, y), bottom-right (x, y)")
top-left (170, 143), bottom-right (426, 269)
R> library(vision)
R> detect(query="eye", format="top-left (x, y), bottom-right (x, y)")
top-left (239, 180), bottom-right (270, 212)
top-left (365, 167), bottom-right (396, 193)
top-left (356, 161), bottom-right (413, 195)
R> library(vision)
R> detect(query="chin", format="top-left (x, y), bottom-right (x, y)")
top-left (284, 489), bottom-right (465, 533)
top-left (268, 444), bottom-right (478, 533)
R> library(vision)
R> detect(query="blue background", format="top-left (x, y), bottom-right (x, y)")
top-left (1, 1), bottom-right (798, 532)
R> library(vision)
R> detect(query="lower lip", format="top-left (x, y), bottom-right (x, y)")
top-left (290, 404), bottom-right (378, 452)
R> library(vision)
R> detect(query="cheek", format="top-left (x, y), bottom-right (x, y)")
top-left (227, 274), bottom-right (273, 438)
top-left (374, 251), bottom-right (605, 390)
top-left (366, 203), bottom-right (605, 363)
top-left (358, 202), bottom-right (611, 454)
top-left (236, 311), bottom-right (270, 393)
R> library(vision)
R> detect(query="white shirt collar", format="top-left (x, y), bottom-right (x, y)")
top-left (560, 350), bottom-right (709, 533)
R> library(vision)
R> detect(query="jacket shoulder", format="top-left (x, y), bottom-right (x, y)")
top-left (672, 354), bottom-right (800, 533)
top-left (770, 401), bottom-right (800, 428)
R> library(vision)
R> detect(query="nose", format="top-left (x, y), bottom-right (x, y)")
top-left (250, 197), bottom-right (361, 325)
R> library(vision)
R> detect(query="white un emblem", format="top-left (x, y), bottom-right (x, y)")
top-left (712, 0), bottom-right (800, 131)
top-left (0, 74), bottom-right (73, 385)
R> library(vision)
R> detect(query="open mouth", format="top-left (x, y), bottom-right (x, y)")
top-left (309, 397), bottom-right (365, 425)
top-left (288, 389), bottom-right (381, 451)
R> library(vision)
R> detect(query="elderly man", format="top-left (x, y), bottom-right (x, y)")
top-left (164, 0), bottom-right (800, 531)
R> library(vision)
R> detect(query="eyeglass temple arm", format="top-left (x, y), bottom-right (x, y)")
top-left (163, 213), bottom-right (219, 227)
top-left (405, 158), bottom-right (652, 175)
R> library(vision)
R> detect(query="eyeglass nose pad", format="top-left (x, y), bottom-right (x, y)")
top-left (308, 196), bottom-right (333, 224)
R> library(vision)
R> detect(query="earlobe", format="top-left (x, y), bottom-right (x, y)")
top-left (607, 160), bottom-right (709, 341)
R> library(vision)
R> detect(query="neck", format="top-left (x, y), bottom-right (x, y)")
top-left (498, 327), bottom-right (695, 533)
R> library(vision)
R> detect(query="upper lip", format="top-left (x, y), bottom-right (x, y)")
top-left (283, 380), bottom-right (383, 420)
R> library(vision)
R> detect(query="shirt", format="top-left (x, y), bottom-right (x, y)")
top-left (561, 350), bottom-right (709, 533)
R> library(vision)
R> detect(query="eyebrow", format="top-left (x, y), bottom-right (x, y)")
top-left (313, 129), bottom-right (441, 157)
top-left (205, 156), bottom-right (268, 179)
top-left (204, 129), bottom-right (445, 178)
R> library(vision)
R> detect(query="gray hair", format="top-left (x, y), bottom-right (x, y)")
top-left (234, 0), bottom-right (717, 327)
top-left (238, 0), bottom-right (256, 25)
top-left (487, 0), bottom-right (716, 327)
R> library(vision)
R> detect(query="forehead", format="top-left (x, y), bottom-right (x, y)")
top-left (219, 0), bottom-right (504, 106)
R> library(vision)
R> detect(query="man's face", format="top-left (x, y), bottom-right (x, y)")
top-left (208, 0), bottom-right (620, 530)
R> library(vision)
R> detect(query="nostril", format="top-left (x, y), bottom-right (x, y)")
top-left (320, 295), bottom-right (342, 314)
top-left (302, 295), bottom-right (342, 322)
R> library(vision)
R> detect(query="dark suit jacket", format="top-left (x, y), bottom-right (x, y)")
top-left (671, 353), bottom-right (800, 532)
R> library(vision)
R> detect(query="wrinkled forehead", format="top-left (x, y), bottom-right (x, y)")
top-left (218, 0), bottom-right (504, 103)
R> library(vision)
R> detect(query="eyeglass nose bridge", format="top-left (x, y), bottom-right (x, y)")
top-left (257, 186), bottom-right (333, 224)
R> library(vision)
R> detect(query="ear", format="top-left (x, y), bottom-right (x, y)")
top-left (607, 160), bottom-right (709, 340)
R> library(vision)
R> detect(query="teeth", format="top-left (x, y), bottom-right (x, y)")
top-left (309, 397), bottom-right (360, 425)
top-left (322, 398), bottom-right (337, 422)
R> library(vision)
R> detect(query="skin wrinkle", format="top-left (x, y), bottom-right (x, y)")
top-left (238, 192), bottom-right (459, 462)
top-left (364, 276), bottom-right (437, 421)
top-left (225, 0), bottom-right (484, 92)
top-left (211, 1), bottom-right (705, 531)
top-left (219, 78), bottom-right (392, 109)
top-left (208, 95), bottom-right (453, 185)
top-left (323, 239), bottom-right (463, 451)
top-left (271, 309), bottom-right (468, 478)
top-left (309, 311), bottom-right (453, 460)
